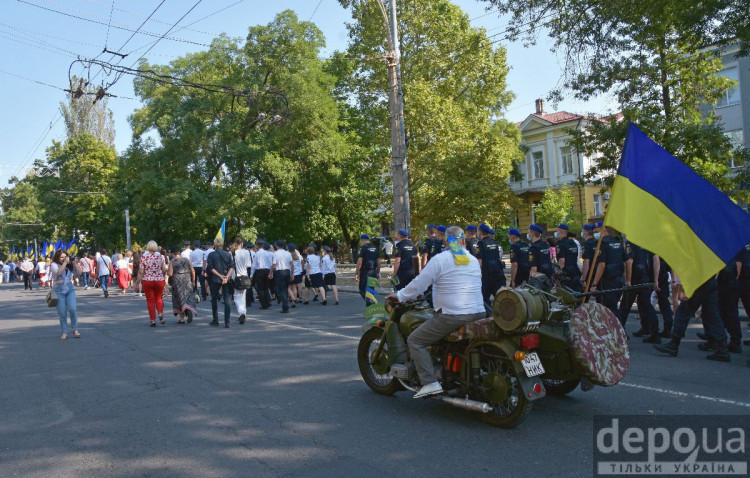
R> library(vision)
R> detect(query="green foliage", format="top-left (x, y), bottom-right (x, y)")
top-left (484, 0), bottom-right (743, 197)
top-left (338, 0), bottom-right (523, 231)
top-left (534, 187), bottom-right (575, 229)
top-left (60, 76), bottom-right (116, 147)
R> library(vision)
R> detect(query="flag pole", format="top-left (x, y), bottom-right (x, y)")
top-left (582, 208), bottom-right (612, 303)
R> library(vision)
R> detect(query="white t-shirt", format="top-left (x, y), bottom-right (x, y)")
top-left (96, 255), bottom-right (112, 276)
top-left (37, 262), bottom-right (47, 274)
top-left (116, 258), bottom-right (130, 271)
top-left (397, 249), bottom-right (485, 316)
top-left (306, 254), bottom-right (322, 275)
top-left (234, 248), bottom-right (252, 276)
top-left (181, 248), bottom-right (192, 259)
top-left (203, 248), bottom-right (214, 265)
top-left (292, 257), bottom-right (302, 276)
top-left (273, 249), bottom-right (293, 271)
top-left (322, 255), bottom-right (336, 275)
top-left (189, 248), bottom-right (205, 268)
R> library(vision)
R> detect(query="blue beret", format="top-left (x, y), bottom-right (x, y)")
top-left (557, 223), bottom-right (569, 231)
top-left (397, 228), bottom-right (408, 236)
top-left (427, 224), bottom-right (436, 229)
top-left (508, 228), bottom-right (521, 237)
top-left (360, 234), bottom-right (369, 239)
top-left (529, 224), bottom-right (544, 234)
top-left (488, 228), bottom-right (496, 235)
top-left (466, 224), bottom-right (477, 231)
top-left (479, 223), bottom-right (491, 233)
top-left (595, 221), bottom-right (604, 228)
top-left (436, 225), bottom-right (447, 232)
top-left (582, 224), bottom-right (594, 231)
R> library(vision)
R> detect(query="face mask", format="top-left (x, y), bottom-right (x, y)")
top-left (553, 232), bottom-right (559, 239)
top-left (526, 233), bottom-right (531, 241)
top-left (594, 232), bottom-right (601, 240)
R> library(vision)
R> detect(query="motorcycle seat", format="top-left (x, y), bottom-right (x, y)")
top-left (445, 317), bottom-right (499, 342)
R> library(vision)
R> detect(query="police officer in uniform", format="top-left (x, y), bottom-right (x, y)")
top-left (355, 234), bottom-right (380, 305)
top-left (652, 255), bottom-right (673, 337)
top-left (580, 223), bottom-right (596, 288)
top-left (508, 228), bottom-right (530, 288)
top-left (435, 225), bottom-right (447, 251)
top-left (465, 224), bottom-right (480, 257)
top-left (590, 223), bottom-right (625, 321)
top-left (477, 223), bottom-right (505, 302)
top-left (528, 224), bottom-right (553, 278)
top-left (420, 224), bottom-right (441, 269)
top-left (554, 223), bottom-right (582, 292)
top-left (619, 240), bottom-right (660, 343)
top-left (392, 228), bottom-right (417, 291)
top-left (716, 251), bottom-right (743, 353)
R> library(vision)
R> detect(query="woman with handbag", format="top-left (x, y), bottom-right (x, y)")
top-left (49, 249), bottom-right (82, 340)
top-left (136, 241), bottom-right (168, 327)
top-left (231, 237), bottom-right (252, 324)
top-left (167, 247), bottom-right (197, 324)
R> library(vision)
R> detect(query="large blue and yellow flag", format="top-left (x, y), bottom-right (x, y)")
top-left (215, 218), bottom-right (226, 242)
top-left (607, 123), bottom-right (750, 297)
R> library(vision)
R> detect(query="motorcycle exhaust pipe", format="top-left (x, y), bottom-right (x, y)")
top-left (438, 396), bottom-right (493, 414)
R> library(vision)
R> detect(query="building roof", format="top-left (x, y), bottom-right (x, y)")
top-left (531, 111), bottom-right (584, 124)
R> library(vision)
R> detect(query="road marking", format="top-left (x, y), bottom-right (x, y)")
top-left (195, 306), bottom-right (750, 409)
top-left (618, 382), bottom-right (750, 408)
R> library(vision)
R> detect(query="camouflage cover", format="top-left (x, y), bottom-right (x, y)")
top-left (446, 318), bottom-right (499, 342)
top-left (569, 302), bottom-right (630, 386)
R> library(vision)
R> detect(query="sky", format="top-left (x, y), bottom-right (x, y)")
top-left (0, 0), bottom-right (614, 188)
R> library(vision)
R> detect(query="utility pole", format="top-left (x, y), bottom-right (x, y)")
top-left (381, 0), bottom-right (410, 233)
top-left (125, 209), bottom-right (131, 251)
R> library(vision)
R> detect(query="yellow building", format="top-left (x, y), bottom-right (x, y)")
top-left (510, 100), bottom-right (611, 232)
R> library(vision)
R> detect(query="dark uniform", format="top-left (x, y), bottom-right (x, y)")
top-left (740, 243), bottom-right (750, 340)
top-left (421, 237), bottom-right (442, 263)
top-left (477, 236), bottom-right (506, 302)
top-left (556, 236), bottom-right (581, 291)
top-left (528, 240), bottom-right (553, 278)
top-left (618, 242), bottom-right (659, 339)
top-left (717, 251), bottom-right (743, 349)
top-left (394, 239), bottom-right (417, 291)
top-left (510, 240), bottom-right (531, 286)
top-left (653, 257), bottom-right (673, 335)
top-left (358, 242), bottom-right (380, 304)
top-left (466, 237), bottom-right (480, 258)
top-left (595, 236), bottom-right (626, 321)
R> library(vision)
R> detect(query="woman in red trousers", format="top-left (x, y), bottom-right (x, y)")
top-left (135, 240), bottom-right (168, 326)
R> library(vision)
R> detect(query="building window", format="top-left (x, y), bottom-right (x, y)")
top-left (726, 130), bottom-right (745, 168)
top-left (593, 194), bottom-right (603, 217)
top-left (716, 66), bottom-right (740, 107)
top-left (532, 151), bottom-right (544, 179)
top-left (531, 201), bottom-right (539, 224)
top-left (560, 145), bottom-right (573, 175)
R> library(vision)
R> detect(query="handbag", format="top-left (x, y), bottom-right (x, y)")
top-left (45, 289), bottom-right (58, 307)
top-left (234, 275), bottom-right (253, 290)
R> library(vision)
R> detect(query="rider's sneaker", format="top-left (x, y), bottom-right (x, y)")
top-left (413, 381), bottom-right (443, 399)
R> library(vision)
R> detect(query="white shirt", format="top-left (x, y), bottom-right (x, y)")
top-left (306, 254), bottom-right (322, 275)
top-left (322, 255), bottom-right (336, 275)
top-left (253, 249), bottom-right (274, 270)
top-left (189, 248), bottom-right (205, 267)
top-left (273, 249), bottom-right (293, 271)
top-left (292, 256), bottom-right (302, 276)
top-left (96, 255), bottom-right (112, 276)
top-left (397, 249), bottom-right (485, 316)
top-left (203, 247), bottom-right (214, 265)
top-left (234, 248), bottom-right (252, 276)
top-left (116, 258), bottom-right (130, 271)
top-left (37, 262), bottom-right (47, 274)
top-left (384, 241), bottom-right (394, 255)
top-left (181, 248), bottom-right (191, 259)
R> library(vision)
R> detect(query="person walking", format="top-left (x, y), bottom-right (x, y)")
top-left (231, 237), bottom-right (252, 324)
top-left (201, 241), bottom-right (214, 301)
top-left (20, 256), bottom-right (34, 290)
top-left (288, 243), bottom-right (303, 305)
top-left (2, 262), bottom-right (9, 284)
top-left (37, 257), bottom-right (48, 288)
top-left (79, 253), bottom-right (93, 290)
top-left (189, 240), bottom-right (206, 301)
top-left (527, 224), bottom-right (553, 278)
top-left (96, 249), bottom-right (113, 298)
top-left (136, 241), bottom-right (168, 327)
top-left (392, 229), bottom-right (417, 291)
top-left (116, 252), bottom-right (131, 295)
top-left (355, 234), bottom-right (379, 306)
top-left (383, 238), bottom-right (394, 265)
top-left (167, 246), bottom-right (197, 324)
top-left (305, 246), bottom-right (326, 305)
top-left (321, 245), bottom-right (339, 305)
top-left (251, 240), bottom-right (273, 309)
top-left (477, 223), bottom-right (506, 302)
top-left (50, 249), bottom-right (82, 340)
top-left (270, 240), bottom-right (293, 312)
top-left (206, 238), bottom-right (235, 327)
top-left (131, 249), bottom-right (142, 297)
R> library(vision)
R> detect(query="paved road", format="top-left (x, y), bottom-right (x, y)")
top-left (1, 281), bottom-right (749, 477)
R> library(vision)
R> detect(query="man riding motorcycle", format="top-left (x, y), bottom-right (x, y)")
top-left (387, 225), bottom-right (486, 399)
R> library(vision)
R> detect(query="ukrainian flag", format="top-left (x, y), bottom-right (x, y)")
top-left (607, 123), bottom-right (750, 297)
top-left (215, 218), bottom-right (226, 242)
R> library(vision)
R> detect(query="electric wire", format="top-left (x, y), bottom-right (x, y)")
top-left (83, 0), bottom-right (216, 36)
top-left (103, 0), bottom-right (114, 47)
top-left (309, 0), bottom-right (324, 20)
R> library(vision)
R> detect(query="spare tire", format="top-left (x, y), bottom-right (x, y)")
top-left (569, 302), bottom-right (629, 386)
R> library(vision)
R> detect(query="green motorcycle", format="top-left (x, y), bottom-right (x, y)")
top-left (358, 282), bottom-right (631, 428)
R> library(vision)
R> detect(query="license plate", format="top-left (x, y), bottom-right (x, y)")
top-left (521, 352), bottom-right (545, 377)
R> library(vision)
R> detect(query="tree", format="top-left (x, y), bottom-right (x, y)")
top-left (338, 0), bottom-right (523, 232)
top-left (0, 178), bottom-right (51, 251)
top-left (482, 0), bottom-right (743, 198)
top-left (60, 76), bottom-right (116, 147)
top-left (534, 187), bottom-right (575, 230)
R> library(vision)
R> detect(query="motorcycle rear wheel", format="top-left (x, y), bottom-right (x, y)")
top-left (542, 378), bottom-right (581, 396)
top-left (478, 346), bottom-right (532, 428)
top-left (357, 327), bottom-right (403, 395)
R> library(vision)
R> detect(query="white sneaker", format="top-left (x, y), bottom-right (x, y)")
top-left (413, 381), bottom-right (443, 399)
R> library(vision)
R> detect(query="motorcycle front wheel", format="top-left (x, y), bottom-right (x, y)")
top-left (477, 346), bottom-right (532, 428)
top-left (357, 327), bottom-right (403, 395)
